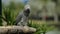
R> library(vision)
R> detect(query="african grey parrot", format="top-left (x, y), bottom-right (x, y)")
top-left (14, 4), bottom-right (30, 26)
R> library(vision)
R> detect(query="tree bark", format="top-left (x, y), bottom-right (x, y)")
top-left (0, 26), bottom-right (36, 34)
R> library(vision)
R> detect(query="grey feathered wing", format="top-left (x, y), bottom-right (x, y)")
top-left (14, 12), bottom-right (23, 25)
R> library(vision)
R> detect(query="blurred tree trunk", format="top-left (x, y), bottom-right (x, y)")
top-left (42, 6), bottom-right (47, 22)
top-left (53, 0), bottom-right (58, 23)
top-left (42, 0), bottom-right (48, 22)
top-left (0, 0), bottom-right (2, 26)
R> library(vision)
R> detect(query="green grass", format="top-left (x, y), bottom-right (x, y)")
top-left (28, 20), bottom-right (55, 34)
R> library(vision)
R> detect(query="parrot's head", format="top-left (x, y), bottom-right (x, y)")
top-left (24, 4), bottom-right (30, 16)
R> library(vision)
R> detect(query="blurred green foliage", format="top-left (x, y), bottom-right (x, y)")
top-left (28, 19), bottom-right (55, 34)
top-left (1, 1), bottom-right (24, 25)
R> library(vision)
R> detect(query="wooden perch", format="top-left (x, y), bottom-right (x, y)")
top-left (0, 26), bottom-right (36, 34)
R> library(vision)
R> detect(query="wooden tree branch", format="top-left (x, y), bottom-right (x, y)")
top-left (0, 26), bottom-right (36, 34)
